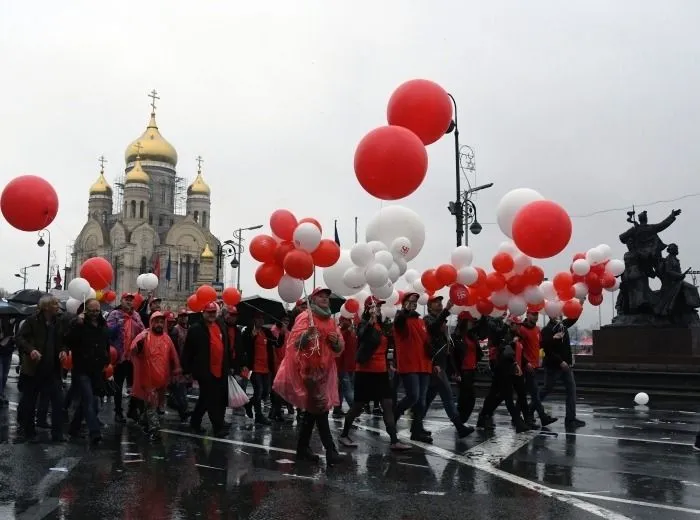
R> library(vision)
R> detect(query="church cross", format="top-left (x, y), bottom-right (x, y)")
top-left (135, 141), bottom-right (143, 159)
top-left (98, 155), bottom-right (107, 173)
top-left (196, 155), bottom-right (204, 173)
top-left (148, 89), bottom-right (160, 113)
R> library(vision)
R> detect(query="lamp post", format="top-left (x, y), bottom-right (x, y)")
top-left (15, 264), bottom-right (40, 290)
top-left (217, 225), bottom-right (263, 290)
top-left (37, 229), bottom-right (51, 293)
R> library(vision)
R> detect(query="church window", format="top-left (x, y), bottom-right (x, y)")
top-left (149, 215), bottom-right (153, 225)
top-left (161, 184), bottom-right (166, 204)
top-left (193, 211), bottom-right (199, 223)
top-left (158, 215), bottom-right (164, 227)
top-left (202, 211), bottom-right (207, 228)
top-left (102, 212), bottom-right (107, 224)
top-left (130, 201), bottom-right (136, 218)
top-left (140, 256), bottom-right (148, 274)
top-left (193, 261), bottom-right (199, 288)
top-left (139, 201), bottom-right (145, 218)
top-left (184, 255), bottom-right (192, 289)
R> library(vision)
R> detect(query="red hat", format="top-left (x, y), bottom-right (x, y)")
top-left (400, 292), bottom-right (420, 304)
top-left (149, 311), bottom-right (165, 323)
top-left (203, 302), bottom-right (219, 313)
top-left (177, 308), bottom-right (188, 316)
top-left (295, 299), bottom-right (307, 307)
top-left (226, 305), bottom-right (238, 314)
top-left (364, 296), bottom-right (385, 307)
top-left (121, 292), bottom-right (135, 300)
top-left (310, 287), bottom-right (332, 298)
top-left (164, 311), bottom-right (176, 321)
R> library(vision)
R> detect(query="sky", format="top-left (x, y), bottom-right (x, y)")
top-left (0, 0), bottom-right (699, 327)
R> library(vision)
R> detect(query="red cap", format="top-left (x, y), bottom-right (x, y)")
top-left (295, 299), bottom-right (307, 307)
top-left (226, 305), bottom-right (238, 314)
top-left (401, 292), bottom-right (420, 304)
top-left (203, 302), bottom-right (219, 313)
top-left (121, 292), bottom-right (135, 300)
top-left (149, 311), bottom-right (165, 323)
top-left (310, 287), bottom-right (332, 298)
top-left (177, 308), bottom-right (188, 316)
top-left (364, 296), bottom-right (385, 307)
top-left (164, 311), bottom-right (176, 321)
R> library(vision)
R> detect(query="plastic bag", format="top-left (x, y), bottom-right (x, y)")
top-left (228, 375), bottom-right (249, 409)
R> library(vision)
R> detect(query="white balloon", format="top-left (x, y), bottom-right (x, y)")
top-left (606, 259), bottom-right (625, 277)
top-left (388, 263), bottom-right (401, 283)
top-left (404, 269), bottom-right (420, 284)
top-left (293, 222), bottom-right (322, 253)
top-left (513, 254), bottom-right (532, 274)
top-left (586, 247), bottom-right (605, 266)
top-left (634, 392), bottom-right (649, 406)
top-left (417, 293), bottom-right (429, 306)
top-left (544, 300), bottom-right (563, 319)
top-left (87, 288), bottom-right (97, 300)
top-left (605, 278), bottom-right (621, 292)
top-left (342, 266), bottom-right (367, 289)
top-left (597, 244), bottom-right (612, 261)
top-left (322, 250), bottom-right (360, 297)
top-left (136, 273), bottom-right (147, 289)
top-left (365, 263), bottom-right (389, 288)
top-left (385, 290), bottom-right (400, 306)
top-left (368, 240), bottom-right (389, 253)
top-left (508, 295), bottom-right (527, 316)
top-left (498, 241), bottom-right (520, 255)
top-left (456, 266), bottom-right (478, 286)
top-left (141, 273), bottom-right (159, 291)
top-left (390, 237), bottom-right (412, 259)
top-left (68, 278), bottom-right (91, 300)
top-left (278, 275), bottom-right (304, 303)
top-left (372, 282), bottom-right (394, 299)
top-left (394, 257), bottom-right (408, 276)
top-left (374, 250), bottom-right (394, 269)
top-left (496, 188), bottom-right (545, 238)
top-left (350, 243), bottom-right (374, 267)
top-left (451, 246), bottom-right (474, 269)
top-left (66, 298), bottom-right (82, 314)
top-left (382, 305), bottom-right (397, 320)
top-left (572, 259), bottom-right (591, 276)
top-left (412, 279), bottom-right (426, 293)
top-left (573, 282), bottom-right (589, 299)
top-left (523, 286), bottom-right (544, 304)
top-left (489, 308), bottom-right (504, 318)
top-left (340, 305), bottom-right (354, 318)
top-left (366, 206), bottom-right (426, 262)
top-left (540, 281), bottom-right (557, 301)
top-left (491, 289), bottom-right (511, 307)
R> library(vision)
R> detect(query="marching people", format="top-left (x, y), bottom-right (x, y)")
top-left (0, 318), bottom-right (16, 407)
top-left (138, 295), bottom-right (162, 326)
top-left (332, 315), bottom-right (356, 418)
top-left (452, 311), bottom-right (484, 426)
top-left (338, 296), bottom-right (410, 451)
top-left (169, 308), bottom-right (189, 360)
top-left (269, 314), bottom-right (293, 421)
top-left (273, 287), bottom-right (345, 465)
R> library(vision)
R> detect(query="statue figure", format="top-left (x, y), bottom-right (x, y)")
top-left (654, 244), bottom-right (700, 325)
top-left (615, 238), bottom-right (655, 316)
top-left (619, 209), bottom-right (681, 279)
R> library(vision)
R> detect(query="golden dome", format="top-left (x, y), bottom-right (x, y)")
top-left (89, 171), bottom-right (112, 196)
top-left (125, 158), bottom-right (150, 184)
top-left (188, 171), bottom-right (210, 196)
top-left (200, 243), bottom-right (215, 259)
top-left (124, 113), bottom-right (178, 166)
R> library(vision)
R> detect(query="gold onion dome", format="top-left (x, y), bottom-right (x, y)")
top-left (125, 157), bottom-right (150, 184)
top-left (200, 243), bottom-right (214, 259)
top-left (188, 171), bottom-right (210, 196)
top-left (89, 170), bottom-right (112, 195)
top-left (124, 113), bottom-right (178, 166)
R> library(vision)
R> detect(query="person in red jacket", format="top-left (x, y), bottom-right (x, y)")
top-left (333, 316), bottom-right (357, 418)
top-left (392, 292), bottom-right (432, 443)
top-left (452, 311), bottom-right (484, 425)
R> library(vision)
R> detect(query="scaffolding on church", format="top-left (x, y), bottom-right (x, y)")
top-left (174, 175), bottom-right (187, 215)
top-left (113, 174), bottom-right (126, 215)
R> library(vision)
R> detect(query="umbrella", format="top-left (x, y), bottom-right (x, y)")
top-left (236, 295), bottom-right (286, 326)
top-left (0, 300), bottom-right (33, 317)
top-left (8, 289), bottom-right (49, 306)
top-left (329, 293), bottom-right (346, 314)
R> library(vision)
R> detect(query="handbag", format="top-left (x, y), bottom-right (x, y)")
top-left (227, 375), bottom-right (249, 408)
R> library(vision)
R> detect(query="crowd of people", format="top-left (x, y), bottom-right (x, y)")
top-left (1, 287), bottom-right (587, 464)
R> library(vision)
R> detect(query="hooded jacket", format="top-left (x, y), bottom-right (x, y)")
top-left (541, 318), bottom-right (578, 368)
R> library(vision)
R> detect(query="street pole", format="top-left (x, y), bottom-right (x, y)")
top-left (15, 264), bottom-right (40, 290)
top-left (232, 225), bottom-right (263, 291)
top-left (37, 229), bottom-right (51, 293)
top-left (447, 94), bottom-right (463, 247)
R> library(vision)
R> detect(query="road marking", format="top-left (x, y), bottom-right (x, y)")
top-left (419, 490), bottom-right (445, 496)
top-left (161, 428), bottom-right (298, 456)
top-left (397, 461), bottom-right (431, 469)
top-left (558, 490), bottom-right (700, 515)
top-left (283, 473), bottom-right (317, 480)
top-left (550, 431), bottom-right (693, 447)
top-left (195, 463), bottom-right (225, 471)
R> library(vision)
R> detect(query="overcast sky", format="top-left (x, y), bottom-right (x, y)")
top-left (1, 1), bottom-right (699, 327)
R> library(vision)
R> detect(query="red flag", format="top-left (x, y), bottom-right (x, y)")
top-left (152, 253), bottom-right (161, 279)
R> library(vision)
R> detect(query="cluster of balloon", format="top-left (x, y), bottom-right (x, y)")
top-left (354, 79), bottom-right (452, 200)
top-left (1, 175), bottom-right (59, 231)
top-left (187, 283), bottom-right (241, 312)
top-left (565, 245), bottom-right (623, 306)
top-left (249, 209), bottom-right (341, 303)
top-left (496, 188), bottom-right (572, 259)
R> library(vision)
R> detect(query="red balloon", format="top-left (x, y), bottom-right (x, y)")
top-left (270, 210), bottom-right (298, 241)
top-left (103, 290), bottom-right (116, 303)
top-left (1, 175), bottom-right (59, 231)
top-left (585, 272), bottom-right (602, 292)
top-left (298, 217), bottom-right (322, 232)
top-left (476, 298), bottom-right (494, 316)
top-left (486, 272), bottom-right (506, 292)
top-left (506, 274), bottom-right (526, 295)
top-left (435, 264), bottom-right (458, 286)
top-left (588, 293), bottom-right (604, 306)
top-left (283, 249), bottom-right (315, 280)
top-left (274, 241), bottom-right (296, 267)
top-left (311, 239), bottom-right (341, 268)
top-left (196, 285), bottom-right (217, 305)
top-left (553, 272), bottom-right (574, 293)
top-left (222, 287), bottom-right (242, 306)
top-left (449, 283), bottom-right (470, 306)
top-left (187, 294), bottom-right (205, 312)
top-left (421, 269), bottom-right (442, 292)
top-left (255, 263), bottom-right (284, 289)
top-left (249, 234), bottom-right (278, 263)
top-left (591, 263), bottom-right (606, 276)
top-left (528, 302), bottom-right (545, 312)
top-left (62, 352), bottom-right (73, 370)
top-left (386, 79), bottom-right (453, 145)
top-left (492, 252), bottom-right (515, 274)
top-left (600, 273), bottom-right (616, 289)
top-left (354, 126), bottom-right (428, 201)
top-left (512, 200), bottom-right (572, 259)
top-left (103, 364), bottom-right (114, 379)
top-left (345, 299), bottom-right (360, 313)
top-left (79, 257), bottom-right (114, 290)
top-left (562, 299), bottom-right (583, 319)
top-left (471, 267), bottom-right (488, 289)
top-left (109, 346), bottom-right (118, 365)
top-left (572, 274), bottom-right (586, 284)
top-left (557, 285), bottom-right (576, 301)
top-left (572, 252), bottom-right (586, 262)
top-left (523, 265), bottom-right (545, 286)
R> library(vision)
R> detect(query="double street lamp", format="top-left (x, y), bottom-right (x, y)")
top-left (37, 229), bottom-right (52, 293)
top-left (15, 264), bottom-right (40, 290)
top-left (216, 225), bottom-right (263, 290)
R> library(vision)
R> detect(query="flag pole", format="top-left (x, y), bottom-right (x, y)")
top-left (354, 217), bottom-right (358, 244)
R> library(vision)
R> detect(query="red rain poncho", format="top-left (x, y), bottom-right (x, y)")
top-left (129, 324), bottom-right (181, 405)
top-left (272, 310), bottom-right (343, 413)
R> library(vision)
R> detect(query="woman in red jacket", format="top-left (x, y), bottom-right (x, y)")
top-left (332, 316), bottom-right (356, 418)
top-left (392, 292), bottom-right (432, 443)
top-left (452, 312), bottom-right (484, 426)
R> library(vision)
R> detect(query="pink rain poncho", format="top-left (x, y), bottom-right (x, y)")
top-left (129, 326), bottom-right (181, 406)
top-left (273, 310), bottom-right (343, 413)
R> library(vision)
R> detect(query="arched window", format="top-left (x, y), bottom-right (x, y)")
top-left (161, 183), bottom-right (166, 204)
top-left (140, 256), bottom-right (147, 274)
top-left (139, 201), bottom-right (145, 218)
top-left (202, 211), bottom-right (207, 228)
top-left (158, 215), bottom-right (164, 227)
top-left (130, 200), bottom-right (136, 218)
top-left (193, 211), bottom-right (199, 223)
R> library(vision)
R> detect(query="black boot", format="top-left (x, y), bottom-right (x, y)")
top-left (296, 412), bottom-right (317, 462)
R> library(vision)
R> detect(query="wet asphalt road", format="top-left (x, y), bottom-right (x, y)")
top-left (0, 378), bottom-right (699, 520)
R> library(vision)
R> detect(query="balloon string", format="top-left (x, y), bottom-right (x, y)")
top-left (301, 283), bottom-right (320, 358)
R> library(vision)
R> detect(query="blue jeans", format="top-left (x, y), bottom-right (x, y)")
top-left (70, 374), bottom-right (101, 437)
top-left (0, 353), bottom-right (12, 399)
top-left (336, 372), bottom-right (354, 409)
top-left (539, 366), bottom-right (577, 421)
top-left (396, 373), bottom-right (431, 433)
top-left (525, 368), bottom-right (546, 420)
top-left (426, 369), bottom-right (459, 423)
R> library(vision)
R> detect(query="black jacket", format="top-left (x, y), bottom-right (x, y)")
top-left (423, 309), bottom-right (452, 369)
top-left (182, 321), bottom-right (233, 381)
top-left (16, 312), bottom-right (68, 377)
top-left (65, 316), bottom-right (110, 377)
top-left (451, 329), bottom-right (485, 372)
top-left (356, 319), bottom-right (382, 365)
top-left (240, 326), bottom-right (284, 373)
top-left (541, 318), bottom-right (578, 368)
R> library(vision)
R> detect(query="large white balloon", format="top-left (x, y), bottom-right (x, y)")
top-left (544, 300), bottom-right (563, 319)
top-left (540, 281), bottom-right (557, 301)
top-left (141, 273), bottom-right (159, 291)
top-left (572, 259), bottom-right (591, 276)
top-left (523, 286), bottom-right (544, 304)
top-left (293, 222), bottom-right (322, 252)
top-left (68, 278), bottom-right (91, 300)
top-left (278, 275), bottom-right (304, 303)
top-left (508, 296), bottom-right (527, 316)
top-left (365, 263), bottom-right (389, 288)
top-left (343, 266), bottom-right (367, 289)
top-left (456, 266), bottom-right (478, 286)
top-left (87, 288), bottom-right (97, 300)
top-left (352, 289), bottom-right (371, 306)
top-left (372, 282), bottom-right (394, 299)
top-left (404, 269), bottom-right (420, 284)
top-left (387, 263), bottom-right (401, 283)
top-left (66, 297), bottom-right (82, 314)
top-left (350, 243), bottom-right (374, 267)
top-left (417, 293), bottom-right (429, 306)
top-left (451, 246), bottom-right (474, 269)
top-left (496, 188), bottom-right (545, 238)
top-left (606, 259), bottom-right (625, 277)
top-left (366, 206), bottom-right (426, 262)
top-left (322, 250), bottom-right (360, 297)
top-left (382, 305), bottom-right (397, 320)
top-left (390, 237), bottom-right (412, 260)
top-left (374, 250), bottom-right (394, 269)
top-left (634, 392), bottom-right (649, 406)
top-left (573, 282), bottom-right (589, 299)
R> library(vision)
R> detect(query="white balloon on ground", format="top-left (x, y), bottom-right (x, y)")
top-left (605, 278), bottom-right (621, 292)
top-left (365, 205), bottom-right (426, 262)
top-left (606, 259), bottom-right (625, 277)
top-left (496, 188), bottom-right (545, 238)
top-left (417, 293), bottom-right (429, 306)
top-left (68, 278), bottom-right (91, 300)
top-left (513, 254), bottom-right (532, 274)
top-left (342, 266), bottom-right (367, 289)
top-left (451, 246), bottom-right (474, 269)
top-left (498, 241), bottom-right (520, 255)
top-left (394, 257), bottom-right (408, 276)
top-left (368, 240), bottom-right (389, 253)
top-left (597, 244), bottom-right (613, 261)
top-left (390, 237), bottom-right (412, 260)
top-left (412, 279), bottom-right (425, 293)
top-left (365, 263), bottom-right (389, 288)
top-left (491, 289), bottom-right (511, 307)
top-left (634, 392), bottom-right (649, 406)
top-left (350, 243), bottom-right (374, 267)
top-left (322, 250), bottom-right (359, 297)
top-left (382, 305), bottom-right (397, 320)
top-left (374, 250), bottom-right (394, 269)
top-left (573, 282), bottom-right (589, 299)
top-left (544, 300), bottom-right (563, 319)
top-left (66, 298), bottom-right (82, 314)
top-left (586, 247), bottom-right (605, 265)
top-left (540, 281), bottom-right (557, 301)
top-left (372, 282), bottom-right (394, 300)
top-left (404, 269), bottom-right (420, 285)
top-left (387, 263), bottom-right (401, 283)
top-left (141, 273), bottom-right (159, 291)
top-left (572, 259), bottom-right (591, 276)
top-left (456, 266), bottom-right (478, 286)
top-left (523, 286), bottom-right (544, 304)
top-left (278, 275), bottom-right (304, 303)
top-left (293, 222), bottom-right (322, 252)
top-left (508, 296), bottom-right (527, 316)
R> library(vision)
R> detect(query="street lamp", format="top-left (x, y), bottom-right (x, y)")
top-left (216, 225), bottom-right (263, 290)
top-left (37, 229), bottom-right (51, 292)
top-left (15, 264), bottom-right (41, 290)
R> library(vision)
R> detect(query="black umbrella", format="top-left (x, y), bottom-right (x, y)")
top-left (8, 289), bottom-right (49, 306)
top-left (329, 293), bottom-right (346, 314)
top-left (0, 300), bottom-right (34, 317)
top-left (236, 295), bottom-right (286, 326)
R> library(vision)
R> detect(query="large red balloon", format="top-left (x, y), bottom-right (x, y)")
top-left (312, 239), bottom-right (341, 268)
top-left (270, 210), bottom-right (298, 241)
top-left (557, 285), bottom-right (576, 301)
top-left (435, 264), bottom-right (458, 286)
top-left (274, 241), bottom-right (296, 267)
top-left (222, 287), bottom-right (241, 306)
top-left (196, 285), bottom-right (217, 305)
top-left (387, 79), bottom-right (453, 145)
top-left (1, 175), bottom-right (59, 232)
top-left (421, 269), bottom-right (442, 292)
top-left (249, 234), bottom-right (278, 263)
top-left (79, 257), bottom-right (114, 290)
top-left (283, 250), bottom-right (314, 280)
top-left (512, 200), bottom-right (572, 259)
top-left (345, 299), bottom-right (360, 314)
top-left (562, 299), bottom-right (583, 319)
top-left (354, 126), bottom-right (428, 201)
top-left (103, 364), bottom-right (114, 379)
top-left (255, 263), bottom-right (284, 289)
top-left (187, 294), bottom-right (205, 312)
top-left (449, 283), bottom-right (470, 306)
top-left (133, 293), bottom-right (144, 311)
